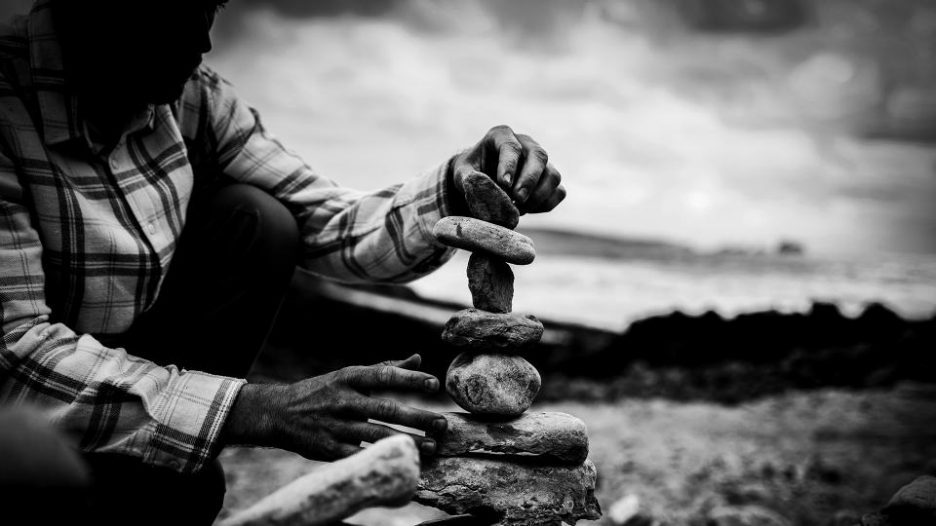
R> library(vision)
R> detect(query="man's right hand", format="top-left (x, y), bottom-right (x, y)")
top-left (222, 354), bottom-right (446, 460)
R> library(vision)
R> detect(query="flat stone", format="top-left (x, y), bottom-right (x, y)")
top-left (433, 216), bottom-right (535, 265)
top-left (415, 457), bottom-right (601, 526)
top-left (437, 412), bottom-right (588, 465)
top-left (442, 309), bottom-right (543, 351)
top-left (446, 352), bottom-right (540, 417)
top-left (467, 253), bottom-right (513, 313)
top-left (461, 171), bottom-right (520, 229)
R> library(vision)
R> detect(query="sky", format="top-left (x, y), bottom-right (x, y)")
top-left (3, 0), bottom-right (935, 256)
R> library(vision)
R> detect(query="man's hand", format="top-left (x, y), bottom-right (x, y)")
top-left (222, 354), bottom-right (446, 461)
top-left (450, 125), bottom-right (566, 224)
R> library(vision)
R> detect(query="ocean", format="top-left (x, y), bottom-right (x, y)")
top-left (409, 241), bottom-right (936, 332)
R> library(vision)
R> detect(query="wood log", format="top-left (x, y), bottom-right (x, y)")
top-left (218, 435), bottom-right (420, 526)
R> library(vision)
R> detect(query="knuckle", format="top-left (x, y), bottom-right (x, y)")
top-left (530, 147), bottom-right (549, 165)
top-left (489, 124), bottom-right (513, 137)
top-left (551, 169), bottom-right (562, 186)
top-left (502, 140), bottom-right (523, 157)
top-left (377, 365), bottom-right (394, 385)
top-left (378, 399), bottom-right (399, 419)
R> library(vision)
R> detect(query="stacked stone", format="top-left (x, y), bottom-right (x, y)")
top-left (413, 204), bottom-right (600, 526)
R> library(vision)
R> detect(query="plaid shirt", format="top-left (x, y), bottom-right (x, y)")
top-left (0, 1), bottom-right (455, 473)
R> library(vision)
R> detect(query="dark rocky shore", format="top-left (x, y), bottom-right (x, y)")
top-left (256, 273), bottom-right (936, 404)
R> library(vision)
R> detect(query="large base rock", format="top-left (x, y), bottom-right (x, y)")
top-left (415, 457), bottom-right (601, 526)
top-left (438, 412), bottom-right (588, 465)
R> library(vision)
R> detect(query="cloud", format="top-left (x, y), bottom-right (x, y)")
top-left (205, 0), bottom-right (936, 255)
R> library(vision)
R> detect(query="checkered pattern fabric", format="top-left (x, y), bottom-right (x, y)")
top-left (0, 1), bottom-right (455, 473)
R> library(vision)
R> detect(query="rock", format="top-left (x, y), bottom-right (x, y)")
top-left (706, 505), bottom-right (792, 526)
top-left (878, 475), bottom-right (936, 524)
top-left (460, 171), bottom-right (520, 229)
top-left (446, 352), bottom-right (541, 417)
top-left (433, 216), bottom-right (535, 265)
top-left (607, 494), bottom-right (641, 526)
top-left (415, 456), bottom-right (601, 526)
top-left (442, 309), bottom-right (543, 351)
top-left (437, 412), bottom-right (588, 465)
top-left (467, 253), bottom-right (514, 313)
top-left (219, 435), bottom-right (420, 526)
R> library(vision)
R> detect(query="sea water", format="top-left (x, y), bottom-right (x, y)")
top-left (409, 249), bottom-right (936, 332)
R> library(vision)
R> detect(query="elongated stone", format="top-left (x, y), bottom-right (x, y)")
top-left (219, 435), bottom-right (419, 526)
top-left (438, 412), bottom-right (588, 465)
top-left (460, 171), bottom-right (520, 229)
top-left (442, 309), bottom-right (542, 351)
top-left (467, 253), bottom-right (513, 313)
top-left (433, 216), bottom-right (535, 265)
top-left (446, 352), bottom-right (540, 417)
top-left (415, 457), bottom-right (601, 526)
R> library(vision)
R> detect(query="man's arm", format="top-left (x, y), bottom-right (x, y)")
top-left (182, 67), bottom-right (564, 285)
top-left (180, 66), bottom-right (455, 284)
top-left (0, 151), bottom-right (243, 474)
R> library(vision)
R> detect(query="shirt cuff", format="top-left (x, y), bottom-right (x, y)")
top-left (142, 370), bottom-right (246, 474)
top-left (411, 154), bottom-right (460, 249)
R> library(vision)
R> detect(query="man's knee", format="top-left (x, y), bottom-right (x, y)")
top-left (0, 406), bottom-right (91, 521)
top-left (209, 183), bottom-right (300, 274)
top-left (84, 454), bottom-right (226, 526)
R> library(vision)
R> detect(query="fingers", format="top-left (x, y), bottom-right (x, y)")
top-left (485, 125), bottom-right (523, 189)
top-left (520, 163), bottom-right (565, 213)
top-left (513, 134), bottom-right (548, 206)
top-left (372, 354), bottom-right (422, 370)
top-left (332, 421), bottom-right (438, 455)
top-left (479, 126), bottom-right (561, 211)
top-left (354, 396), bottom-right (447, 435)
top-left (344, 363), bottom-right (439, 393)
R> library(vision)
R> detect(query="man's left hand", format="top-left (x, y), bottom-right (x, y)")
top-left (450, 125), bottom-right (566, 220)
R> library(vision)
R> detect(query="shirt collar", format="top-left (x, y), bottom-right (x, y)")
top-left (27, 0), bottom-right (155, 147)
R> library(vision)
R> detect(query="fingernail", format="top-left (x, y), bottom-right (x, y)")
top-left (421, 439), bottom-right (437, 455)
top-left (516, 188), bottom-right (529, 203)
top-left (504, 173), bottom-right (512, 186)
top-left (424, 378), bottom-right (439, 392)
top-left (432, 418), bottom-right (448, 434)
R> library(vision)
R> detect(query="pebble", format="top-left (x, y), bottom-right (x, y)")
top-left (460, 171), bottom-right (520, 229)
top-left (442, 309), bottom-right (543, 351)
top-left (433, 216), bottom-right (535, 265)
top-left (445, 352), bottom-right (541, 417)
top-left (467, 253), bottom-right (514, 313)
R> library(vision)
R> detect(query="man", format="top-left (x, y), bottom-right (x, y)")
top-left (0, 0), bottom-right (565, 523)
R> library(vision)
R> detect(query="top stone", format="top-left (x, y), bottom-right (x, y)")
top-left (433, 216), bottom-right (535, 265)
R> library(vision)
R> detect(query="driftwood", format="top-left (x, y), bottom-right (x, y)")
top-left (218, 435), bottom-right (420, 526)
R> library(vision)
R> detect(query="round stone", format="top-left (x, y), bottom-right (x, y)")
top-left (445, 352), bottom-right (541, 417)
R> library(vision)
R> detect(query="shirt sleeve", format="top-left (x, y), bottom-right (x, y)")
top-left (188, 66), bottom-right (457, 284)
top-left (0, 151), bottom-right (244, 474)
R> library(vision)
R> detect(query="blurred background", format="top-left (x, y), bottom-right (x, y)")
top-left (3, 1), bottom-right (935, 525)
top-left (210, 0), bottom-right (936, 332)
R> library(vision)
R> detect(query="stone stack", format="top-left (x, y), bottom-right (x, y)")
top-left (414, 214), bottom-right (601, 526)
